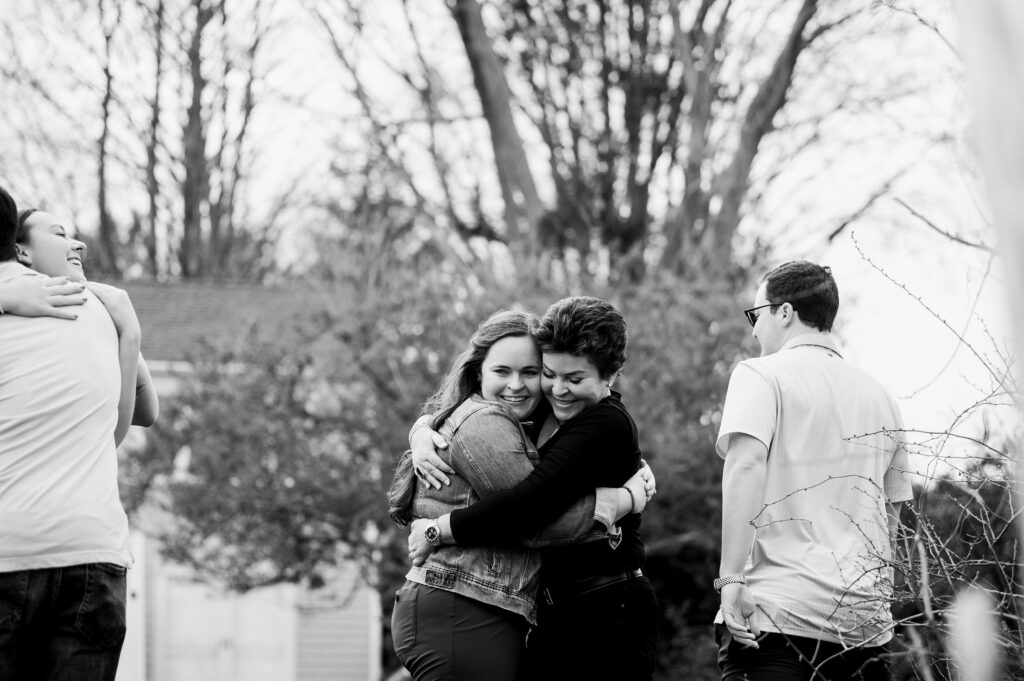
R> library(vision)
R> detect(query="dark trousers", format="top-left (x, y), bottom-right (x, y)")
top-left (518, 574), bottom-right (659, 681)
top-left (392, 581), bottom-right (528, 681)
top-left (0, 563), bottom-right (127, 681)
top-left (716, 624), bottom-right (891, 681)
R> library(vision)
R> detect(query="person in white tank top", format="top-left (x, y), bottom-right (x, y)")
top-left (0, 188), bottom-right (157, 681)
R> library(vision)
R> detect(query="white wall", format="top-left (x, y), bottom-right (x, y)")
top-left (115, 532), bottom-right (381, 681)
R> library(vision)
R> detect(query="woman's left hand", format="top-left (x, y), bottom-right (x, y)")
top-left (408, 518), bottom-right (439, 567)
top-left (411, 428), bottom-right (454, 490)
top-left (622, 460), bottom-right (657, 513)
top-left (639, 459), bottom-right (657, 499)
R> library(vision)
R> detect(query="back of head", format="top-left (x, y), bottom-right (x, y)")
top-left (0, 187), bottom-right (18, 262)
top-left (423, 309), bottom-right (539, 420)
top-left (535, 296), bottom-right (627, 379)
top-left (763, 261), bottom-right (839, 332)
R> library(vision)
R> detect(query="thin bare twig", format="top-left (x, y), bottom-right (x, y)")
top-left (894, 197), bottom-right (991, 251)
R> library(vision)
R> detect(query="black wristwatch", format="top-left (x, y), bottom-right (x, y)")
top-left (423, 520), bottom-right (441, 546)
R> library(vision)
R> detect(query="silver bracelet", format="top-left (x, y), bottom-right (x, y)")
top-left (713, 574), bottom-right (746, 593)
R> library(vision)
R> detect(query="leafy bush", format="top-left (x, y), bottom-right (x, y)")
top-left (127, 269), bottom-right (1018, 679)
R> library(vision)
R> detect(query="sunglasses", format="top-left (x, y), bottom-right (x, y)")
top-left (743, 303), bottom-right (779, 327)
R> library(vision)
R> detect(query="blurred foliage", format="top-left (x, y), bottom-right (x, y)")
top-left (889, 446), bottom-right (1024, 681)
top-left (120, 244), bottom-right (1020, 680)
top-left (122, 264), bottom-right (1023, 680)
top-left (124, 268), bottom-right (751, 679)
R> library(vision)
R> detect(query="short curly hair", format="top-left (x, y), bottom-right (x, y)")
top-left (535, 296), bottom-right (627, 380)
top-left (763, 260), bottom-right (839, 332)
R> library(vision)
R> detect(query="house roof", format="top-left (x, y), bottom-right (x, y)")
top-left (105, 279), bottom-right (335, 363)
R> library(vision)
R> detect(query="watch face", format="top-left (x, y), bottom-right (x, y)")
top-left (424, 524), bottom-right (439, 543)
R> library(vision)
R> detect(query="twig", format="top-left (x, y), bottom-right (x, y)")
top-left (894, 197), bottom-right (991, 251)
top-left (903, 253), bottom-right (995, 398)
top-left (852, 234), bottom-right (1013, 400)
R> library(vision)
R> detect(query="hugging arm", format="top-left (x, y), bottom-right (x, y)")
top-left (436, 407), bottom-right (608, 546)
top-left (0, 275), bottom-right (87, 320)
top-left (409, 410), bottom-right (653, 535)
top-left (88, 283), bottom-right (142, 446)
top-left (132, 355), bottom-right (159, 427)
top-left (526, 462), bottom-right (653, 548)
top-left (448, 407), bottom-right (639, 547)
top-left (409, 413), bottom-right (453, 488)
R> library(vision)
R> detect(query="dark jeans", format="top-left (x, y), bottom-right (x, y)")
top-left (0, 563), bottom-right (127, 681)
top-left (392, 581), bottom-right (528, 681)
top-left (716, 624), bottom-right (891, 681)
top-left (518, 574), bottom-right (659, 681)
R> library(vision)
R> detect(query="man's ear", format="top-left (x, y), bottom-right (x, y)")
top-left (780, 302), bottom-right (796, 327)
top-left (14, 245), bottom-right (31, 267)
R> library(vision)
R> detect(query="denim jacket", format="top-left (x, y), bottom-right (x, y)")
top-left (404, 395), bottom-right (606, 625)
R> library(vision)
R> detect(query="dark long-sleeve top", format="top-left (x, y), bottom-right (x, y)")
top-left (449, 391), bottom-right (645, 584)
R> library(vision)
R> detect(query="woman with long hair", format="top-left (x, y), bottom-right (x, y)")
top-left (388, 309), bottom-right (650, 681)
top-left (408, 297), bottom-right (659, 681)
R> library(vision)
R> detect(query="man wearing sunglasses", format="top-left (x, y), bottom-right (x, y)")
top-left (713, 261), bottom-right (912, 681)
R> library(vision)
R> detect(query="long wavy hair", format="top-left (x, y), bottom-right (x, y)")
top-left (387, 309), bottom-right (540, 525)
top-left (422, 309), bottom-right (540, 428)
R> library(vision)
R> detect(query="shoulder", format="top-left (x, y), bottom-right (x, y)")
top-left (568, 394), bottom-right (634, 433)
top-left (0, 262), bottom-right (42, 284)
top-left (447, 395), bottom-right (521, 434)
top-left (721, 360), bottom-right (777, 412)
top-left (728, 358), bottom-right (777, 387)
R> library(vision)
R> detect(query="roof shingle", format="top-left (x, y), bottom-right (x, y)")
top-left (106, 280), bottom-right (332, 362)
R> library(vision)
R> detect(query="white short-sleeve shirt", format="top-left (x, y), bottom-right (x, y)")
top-left (0, 263), bottom-right (130, 571)
top-left (716, 333), bottom-right (912, 646)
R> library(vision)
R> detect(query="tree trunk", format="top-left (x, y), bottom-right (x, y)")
top-left (181, 0), bottom-right (213, 278)
top-left (218, 4), bottom-right (260, 273)
top-left (144, 0), bottom-right (164, 278)
top-left (96, 0), bottom-right (122, 276)
top-left (702, 0), bottom-right (818, 277)
top-left (660, 0), bottom-right (719, 274)
top-left (449, 0), bottom-right (544, 265)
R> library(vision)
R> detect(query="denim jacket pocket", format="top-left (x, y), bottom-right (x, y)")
top-left (74, 563), bottom-right (127, 649)
top-left (486, 549), bottom-right (504, 576)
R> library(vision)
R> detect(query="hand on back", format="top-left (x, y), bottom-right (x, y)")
top-left (411, 426), bottom-right (454, 490)
top-left (622, 460), bottom-right (657, 513)
top-left (2, 276), bottom-right (86, 320)
top-left (408, 518), bottom-right (438, 567)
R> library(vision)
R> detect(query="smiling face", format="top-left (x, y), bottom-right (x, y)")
top-left (478, 335), bottom-right (543, 420)
top-left (542, 352), bottom-right (611, 422)
top-left (17, 212), bottom-right (87, 281)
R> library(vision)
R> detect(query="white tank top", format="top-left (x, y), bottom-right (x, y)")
top-left (0, 266), bottom-right (130, 570)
